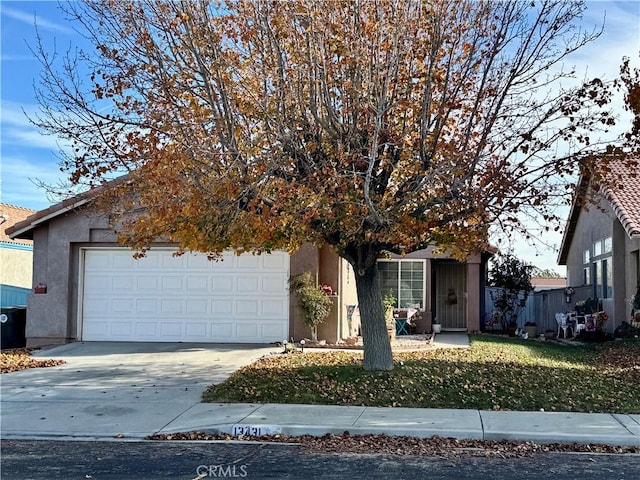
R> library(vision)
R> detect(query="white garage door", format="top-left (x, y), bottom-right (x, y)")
top-left (81, 249), bottom-right (289, 343)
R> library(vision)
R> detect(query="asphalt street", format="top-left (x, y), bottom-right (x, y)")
top-left (1, 440), bottom-right (640, 480)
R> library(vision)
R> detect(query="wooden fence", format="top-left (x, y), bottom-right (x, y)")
top-left (484, 285), bottom-right (593, 334)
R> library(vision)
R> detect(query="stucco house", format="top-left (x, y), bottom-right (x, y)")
top-left (7, 191), bottom-right (490, 348)
top-left (1, 204), bottom-right (36, 307)
top-left (558, 158), bottom-right (640, 330)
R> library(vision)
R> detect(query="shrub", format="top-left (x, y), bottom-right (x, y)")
top-left (488, 253), bottom-right (533, 330)
top-left (290, 272), bottom-right (333, 341)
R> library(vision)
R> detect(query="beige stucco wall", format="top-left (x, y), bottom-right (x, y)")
top-left (338, 258), bottom-right (359, 338)
top-left (565, 202), bottom-right (614, 288)
top-left (25, 208), bottom-right (118, 347)
top-left (564, 198), bottom-right (640, 330)
top-left (0, 247), bottom-right (32, 288)
top-left (288, 243), bottom-right (320, 341)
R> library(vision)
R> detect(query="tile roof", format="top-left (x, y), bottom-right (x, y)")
top-left (1, 204), bottom-right (36, 245)
top-left (558, 157), bottom-right (640, 265)
top-left (606, 159), bottom-right (640, 238)
top-left (531, 277), bottom-right (567, 288)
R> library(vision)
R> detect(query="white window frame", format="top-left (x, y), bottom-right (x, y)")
top-left (377, 259), bottom-right (427, 309)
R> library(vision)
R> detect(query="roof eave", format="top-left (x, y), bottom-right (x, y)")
top-left (557, 174), bottom-right (590, 266)
top-left (6, 198), bottom-right (92, 240)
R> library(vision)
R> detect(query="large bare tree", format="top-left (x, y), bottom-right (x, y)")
top-left (34, 0), bottom-right (619, 370)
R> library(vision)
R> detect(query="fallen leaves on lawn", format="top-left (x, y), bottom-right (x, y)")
top-left (203, 335), bottom-right (640, 413)
top-left (0, 348), bottom-right (65, 373)
top-left (146, 431), bottom-right (640, 458)
top-left (596, 341), bottom-right (640, 373)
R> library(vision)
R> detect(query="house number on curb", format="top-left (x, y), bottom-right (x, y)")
top-left (231, 425), bottom-right (281, 437)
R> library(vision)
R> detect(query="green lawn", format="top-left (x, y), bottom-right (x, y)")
top-left (203, 335), bottom-right (640, 413)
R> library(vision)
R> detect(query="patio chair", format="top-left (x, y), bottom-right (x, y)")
top-left (555, 313), bottom-right (571, 339)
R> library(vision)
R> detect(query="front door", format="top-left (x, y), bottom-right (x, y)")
top-left (434, 262), bottom-right (467, 330)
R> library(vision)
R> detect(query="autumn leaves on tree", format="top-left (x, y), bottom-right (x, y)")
top-left (33, 1), bottom-right (625, 369)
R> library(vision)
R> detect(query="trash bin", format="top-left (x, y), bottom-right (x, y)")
top-left (1, 307), bottom-right (27, 350)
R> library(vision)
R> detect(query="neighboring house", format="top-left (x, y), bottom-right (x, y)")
top-left (7, 192), bottom-right (491, 347)
top-left (530, 277), bottom-right (567, 292)
top-left (558, 158), bottom-right (640, 330)
top-left (1, 204), bottom-right (36, 307)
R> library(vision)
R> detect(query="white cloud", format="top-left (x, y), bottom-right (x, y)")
top-left (2, 101), bottom-right (39, 128)
top-left (1, 6), bottom-right (74, 35)
top-left (0, 54), bottom-right (36, 62)
top-left (0, 153), bottom-right (63, 210)
top-left (1, 101), bottom-right (71, 151)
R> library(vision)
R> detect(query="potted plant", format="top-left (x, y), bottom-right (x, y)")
top-left (507, 320), bottom-right (518, 337)
top-left (431, 317), bottom-right (442, 334)
top-left (383, 293), bottom-right (397, 341)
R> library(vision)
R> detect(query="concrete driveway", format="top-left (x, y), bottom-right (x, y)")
top-left (0, 342), bottom-right (277, 440)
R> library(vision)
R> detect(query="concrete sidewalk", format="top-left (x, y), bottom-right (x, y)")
top-left (157, 403), bottom-right (640, 447)
top-left (2, 336), bottom-right (640, 446)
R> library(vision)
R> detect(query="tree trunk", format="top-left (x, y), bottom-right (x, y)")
top-left (353, 261), bottom-right (394, 371)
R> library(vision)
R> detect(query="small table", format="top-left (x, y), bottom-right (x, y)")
top-left (393, 308), bottom-right (419, 336)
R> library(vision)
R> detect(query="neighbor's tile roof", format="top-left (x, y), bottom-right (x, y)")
top-left (531, 277), bottom-right (567, 289)
top-left (1, 204), bottom-right (36, 245)
top-left (606, 159), bottom-right (640, 239)
top-left (558, 157), bottom-right (640, 265)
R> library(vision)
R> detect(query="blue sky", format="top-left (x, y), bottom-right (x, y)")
top-left (1, 1), bottom-right (639, 271)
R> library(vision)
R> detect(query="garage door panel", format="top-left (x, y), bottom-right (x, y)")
top-left (262, 322), bottom-right (287, 340)
top-left (237, 255), bottom-right (260, 268)
top-left (236, 300), bottom-right (258, 315)
top-left (82, 249), bottom-right (289, 343)
top-left (85, 251), bottom-right (111, 268)
top-left (262, 276), bottom-right (287, 293)
top-left (137, 276), bottom-right (159, 290)
top-left (83, 321), bottom-right (109, 338)
top-left (136, 323), bottom-right (157, 337)
top-left (112, 298), bottom-right (135, 313)
top-left (84, 275), bottom-right (110, 290)
top-left (185, 323), bottom-right (207, 337)
top-left (112, 276), bottom-right (134, 290)
top-left (187, 299), bottom-right (209, 314)
top-left (211, 322), bottom-right (233, 340)
top-left (160, 299), bottom-right (183, 314)
top-left (137, 253), bottom-right (162, 268)
top-left (110, 322), bottom-right (133, 336)
top-left (237, 276), bottom-right (260, 293)
top-left (211, 276), bottom-right (233, 292)
top-left (112, 253), bottom-right (135, 268)
top-left (135, 299), bottom-right (156, 314)
top-left (263, 254), bottom-right (287, 269)
top-left (186, 276), bottom-right (209, 291)
top-left (236, 322), bottom-right (259, 339)
top-left (161, 276), bottom-right (184, 291)
top-left (159, 322), bottom-right (182, 338)
top-left (211, 299), bottom-right (233, 315)
top-left (262, 299), bottom-right (287, 317)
